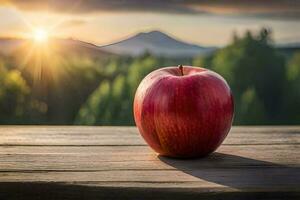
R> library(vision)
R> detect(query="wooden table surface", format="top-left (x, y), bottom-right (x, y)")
top-left (0, 126), bottom-right (299, 199)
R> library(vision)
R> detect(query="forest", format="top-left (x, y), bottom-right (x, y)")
top-left (0, 29), bottom-right (299, 125)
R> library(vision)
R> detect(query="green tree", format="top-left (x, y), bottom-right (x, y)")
top-left (210, 28), bottom-right (286, 124)
top-left (193, 54), bottom-right (213, 69)
top-left (75, 80), bottom-right (111, 125)
top-left (285, 52), bottom-right (300, 123)
top-left (0, 65), bottom-right (31, 123)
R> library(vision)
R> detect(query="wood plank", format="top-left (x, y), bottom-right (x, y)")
top-left (0, 168), bottom-right (299, 192)
top-left (0, 145), bottom-right (298, 171)
top-left (0, 126), bottom-right (299, 146)
top-left (0, 126), bottom-right (299, 199)
top-left (0, 183), bottom-right (299, 200)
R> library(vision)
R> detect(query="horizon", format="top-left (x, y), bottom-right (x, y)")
top-left (0, 1), bottom-right (300, 46)
top-left (0, 30), bottom-right (220, 48)
top-left (1, 29), bottom-right (299, 49)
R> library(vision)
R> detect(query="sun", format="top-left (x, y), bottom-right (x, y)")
top-left (33, 28), bottom-right (49, 43)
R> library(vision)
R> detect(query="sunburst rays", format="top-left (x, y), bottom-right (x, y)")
top-left (6, 0), bottom-right (84, 90)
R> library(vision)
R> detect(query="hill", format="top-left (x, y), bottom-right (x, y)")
top-left (1, 35), bottom-right (299, 60)
top-left (101, 30), bottom-right (216, 58)
top-left (0, 38), bottom-right (114, 59)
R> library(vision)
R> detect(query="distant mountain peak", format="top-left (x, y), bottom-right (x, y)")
top-left (135, 30), bottom-right (169, 37)
top-left (101, 30), bottom-right (215, 58)
top-left (133, 30), bottom-right (178, 43)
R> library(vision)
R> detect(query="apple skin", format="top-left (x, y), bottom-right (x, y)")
top-left (133, 66), bottom-right (234, 158)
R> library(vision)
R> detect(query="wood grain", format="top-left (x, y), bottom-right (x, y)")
top-left (0, 126), bottom-right (299, 146)
top-left (0, 126), bottom-right (299, 199)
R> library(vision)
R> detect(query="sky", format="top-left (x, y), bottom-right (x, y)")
top-left (0, 0), bottom-right (299, 46)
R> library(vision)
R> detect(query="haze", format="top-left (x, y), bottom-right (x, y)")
top-left (0, 0), bottom-right (299, 46)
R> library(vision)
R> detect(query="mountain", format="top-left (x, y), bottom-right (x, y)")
top-left (0, 38), bottom-right (114, 58)
top-left (101, 31), bottom-right (216, 58)
top-left (1, 35), bottom-right (299, 60)
top-left (0, 32), bottom-right (215, 59)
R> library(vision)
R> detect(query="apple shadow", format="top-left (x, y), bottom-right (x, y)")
top-left (158, 152), bottom-right (300, 190)
top-left (0, 153), bottom-right (299, 200)
top-left (1, 181), bottom-right (299, 200)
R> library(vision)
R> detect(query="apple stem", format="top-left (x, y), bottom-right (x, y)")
top-left (178, 65), bottom-right (184, 76)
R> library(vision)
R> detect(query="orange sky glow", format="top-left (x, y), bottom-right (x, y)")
top-left (0, 0), bottom-right (299, 46)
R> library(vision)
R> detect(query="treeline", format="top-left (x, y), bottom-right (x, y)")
top-left (194, 29), bottom-right (300, 124)
top-left (0, 29), bottom-right (299, 125)
top-left (75, 53), bottom-right (193, 125)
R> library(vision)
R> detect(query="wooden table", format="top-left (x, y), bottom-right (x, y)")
top-left (0, 126), bottom-right (299, 199)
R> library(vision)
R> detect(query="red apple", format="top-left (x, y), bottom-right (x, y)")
top-left (134, 65), bottom-right (234, 158)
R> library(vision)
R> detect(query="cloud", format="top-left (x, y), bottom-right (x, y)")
top-left (2, 0), bottom-right (199, 14)
top-left (59, 19), bottom-right (86, 28)
top-left (2, 0), bottom-right (300, 19)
